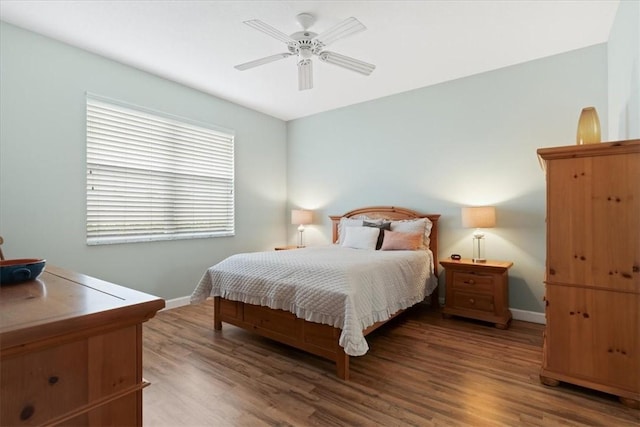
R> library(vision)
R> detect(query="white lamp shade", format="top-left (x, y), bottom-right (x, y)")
top-left (461, 206), bottom-right (496, 229)
top-left (291, 209), bottom-right (313, 225)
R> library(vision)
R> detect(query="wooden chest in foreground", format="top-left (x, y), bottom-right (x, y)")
top-left (0, 265), bottom-right (165, 426)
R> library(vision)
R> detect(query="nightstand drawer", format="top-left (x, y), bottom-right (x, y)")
top-left (452, 291), bottom-right (495, 312)
top-left (451, 272), bottom-right (495, 294)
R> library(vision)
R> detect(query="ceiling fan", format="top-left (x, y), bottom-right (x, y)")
top-left (234, 13), bottom-right (376, 91)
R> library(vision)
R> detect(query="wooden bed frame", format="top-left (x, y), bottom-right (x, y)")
top-left (213, 206), bottom-right (440, 380)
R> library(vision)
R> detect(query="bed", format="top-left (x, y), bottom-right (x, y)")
top-left (190, 206), bottom-right (440, 379)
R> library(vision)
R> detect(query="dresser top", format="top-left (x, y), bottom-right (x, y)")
top-left (0, 265), bottom-right (165, 351)
top-left (537, 139), bottom-right (639, 160)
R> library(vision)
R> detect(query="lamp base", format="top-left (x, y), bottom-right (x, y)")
top-left (472, 235), bottom-right (486, 263)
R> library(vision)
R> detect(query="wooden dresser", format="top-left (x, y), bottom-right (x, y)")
top-left (537, 139), bottom-right (640, 408)
top-left (0, 265), bottom-right (165, 426)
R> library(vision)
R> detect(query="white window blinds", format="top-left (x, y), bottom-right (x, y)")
top-left (86, 94), bottom-right (235, 245)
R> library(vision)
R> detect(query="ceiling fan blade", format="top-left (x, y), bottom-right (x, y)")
top-left (234, 53), bottom-right (293, 71)
top-left (314, 17), bottom-right (366, 47)
top-left (318, 51), bottom-right (375, 76)
top-left (298, 59), bottom-right (313, 91)
top-left (243, 19), bottom-right (296, 44)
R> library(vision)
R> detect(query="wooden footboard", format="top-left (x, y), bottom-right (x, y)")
top-left (214, 296), bottom-right (350, 379)
top-left (214, 296), bottom-right (422, 380)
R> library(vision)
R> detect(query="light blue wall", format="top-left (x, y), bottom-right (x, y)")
top-left (1, 18), bottom-right (621, 315)
top-left (608, 0), bottom-right (640, 139)
top-left (0, 22), bottom-right (288, 300)
top-left (287, 45), bottom-right (608, 313)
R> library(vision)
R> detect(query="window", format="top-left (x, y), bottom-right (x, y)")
top-left (86, 94), bottom-right (234, 245)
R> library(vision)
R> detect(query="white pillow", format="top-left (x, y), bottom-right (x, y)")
top-left (338, 217), bottom-right (364, 244)
top-left (341, 226), bottom-right (379, 250)
top-left (390, 218), bottom-right (433, 249)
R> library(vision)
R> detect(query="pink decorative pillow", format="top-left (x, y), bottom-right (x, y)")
top-left (380, 230), bottom-right (423, 251)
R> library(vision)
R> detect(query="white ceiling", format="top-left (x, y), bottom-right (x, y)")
top-left (0, 1), bottom-right (619, 121)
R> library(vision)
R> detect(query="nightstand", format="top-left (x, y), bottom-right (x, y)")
top-left (440, 258), bottom-right (513, 329)
top-left (274, 245), bottom-right (301, 251)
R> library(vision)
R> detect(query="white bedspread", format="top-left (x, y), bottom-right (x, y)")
top-left (190, 245), bottom-right (437, 356)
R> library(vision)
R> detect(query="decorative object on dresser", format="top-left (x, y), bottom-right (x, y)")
top-left (0, 258), bottom-right (46, 284)
top-left (291, 208), bottom-right (313, 247)
top-left (0, 265), bottom-right (165, 426)
top-left (191, 206), bottom-right (440, 380)
top-left (461, 206), bottom-right (496, 263)
top-left (537, 139), bottom-right (639, 409)
top-left (440, 258), bottom-right (513, 329)
top-left (576, 106), bottom-right (601, 145)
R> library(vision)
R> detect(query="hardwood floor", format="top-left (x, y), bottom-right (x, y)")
top-left (143, 301), bottom-right (639, 426)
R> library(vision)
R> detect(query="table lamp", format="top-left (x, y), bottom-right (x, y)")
top-left (461, 206), bottom-right (496, 263)
top-left (291, 209), bottom-right (313, 247)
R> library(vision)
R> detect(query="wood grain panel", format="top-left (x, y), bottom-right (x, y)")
top-left (1, 339), bottom-right (89, 426)
top-left (543, 285), bottom-right (639, 395)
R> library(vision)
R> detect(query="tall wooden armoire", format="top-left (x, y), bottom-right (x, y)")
top-left (537, 139), bottom-right (640, 408)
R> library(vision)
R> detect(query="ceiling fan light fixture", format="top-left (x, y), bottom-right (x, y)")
top-left (298, 47), bottom-right (313, 60)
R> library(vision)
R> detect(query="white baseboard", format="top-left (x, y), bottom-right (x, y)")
top-left (163, 295), bottom-right (546, 324)
top-left (511, 308), bottom-right (546, 324)
top-left (162, 295), bottom-right (191, 311)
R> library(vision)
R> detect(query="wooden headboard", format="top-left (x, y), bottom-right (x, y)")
top-left (329, 206), bottom-right (441, 274)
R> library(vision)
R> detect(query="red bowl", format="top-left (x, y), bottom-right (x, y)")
top-left (0, 258), bottom-right (46, 285)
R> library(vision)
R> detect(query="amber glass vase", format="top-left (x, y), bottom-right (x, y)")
top-left (576, 107), bottom-right (601, 145)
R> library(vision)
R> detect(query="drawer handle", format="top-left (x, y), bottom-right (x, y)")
top-left (20, 404), bottom-right (35, 421)
top-left (48, 376), bottom-right (59, 385)
top-left (465, 279), bottom-right (475, 285)
top-left (469, 298), bottom-right (475, 305)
